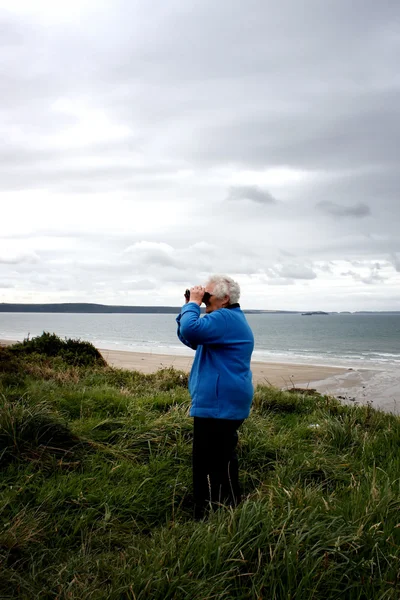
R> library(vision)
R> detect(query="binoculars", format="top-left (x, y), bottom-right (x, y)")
top-left (185, 289), bottom-right (212, 304)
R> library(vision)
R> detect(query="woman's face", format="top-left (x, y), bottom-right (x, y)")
top-left (204, 283), bottom-right (230, 314)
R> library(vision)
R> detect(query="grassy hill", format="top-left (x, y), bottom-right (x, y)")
top-left (1, 334), bottom-right (400, 599)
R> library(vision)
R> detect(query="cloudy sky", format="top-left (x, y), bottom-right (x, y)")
top-left (1, 0), bottom-right (399, 311)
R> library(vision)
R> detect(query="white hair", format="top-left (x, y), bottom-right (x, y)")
top-left (205, 274), bottom-right (241, 304)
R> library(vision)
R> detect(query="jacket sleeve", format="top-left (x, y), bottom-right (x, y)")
top-left (179, 303), bottom-right (227, 345)
top-left (176, 310), bottom-right (198, 350)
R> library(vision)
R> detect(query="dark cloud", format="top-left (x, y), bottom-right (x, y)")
top-left (226, 186), bottom-right (276, 204)
top-left (316, 201), bottom-right (371, 218)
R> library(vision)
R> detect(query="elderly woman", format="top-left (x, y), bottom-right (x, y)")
top-left (176, 274), bottom-right (254, 519)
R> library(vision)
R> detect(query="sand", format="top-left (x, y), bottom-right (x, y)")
top-left (98, 350), bottom-right (400, 413)
top-left (97, 347), bottom-right (349, 388)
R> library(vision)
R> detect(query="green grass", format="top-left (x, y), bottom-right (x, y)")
top-left (1, 334), bottom-right (400, 599)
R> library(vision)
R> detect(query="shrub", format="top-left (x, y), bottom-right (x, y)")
top-left (253, 385), bottom-right (314, 414)
top-left (0, 347), bottom-right (22, 374)
top-left (148, 367), bottom-right (189, 391)
top-left (9, 332), bottom-right (106, 367)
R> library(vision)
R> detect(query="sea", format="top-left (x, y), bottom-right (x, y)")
top-left (1, 311), bottom-right (399, 370)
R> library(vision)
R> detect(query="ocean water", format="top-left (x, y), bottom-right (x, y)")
top-left (1, 312), bottom-right (399, 370)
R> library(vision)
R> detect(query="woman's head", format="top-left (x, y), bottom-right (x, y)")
top-left (203, 275), bottom-right (241, 313)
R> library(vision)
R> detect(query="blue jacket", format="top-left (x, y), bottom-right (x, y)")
top-left (176, 302), bottom-right (254, 419)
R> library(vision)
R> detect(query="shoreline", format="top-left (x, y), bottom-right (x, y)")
top-left (2, 338), bottom-right (399, 413)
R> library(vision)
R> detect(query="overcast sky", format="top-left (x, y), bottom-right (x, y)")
top-left (1, 0), bottom-right (399, 311)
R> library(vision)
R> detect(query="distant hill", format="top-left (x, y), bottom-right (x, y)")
top-left (0, 303), bottom-right (181, 314)
top-left (0, 303), bottom-right (302, 314)
top-left (1, 304), bottom-right (398, 315)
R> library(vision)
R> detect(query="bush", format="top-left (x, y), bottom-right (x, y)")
top-left (253, 385), bottom-right (314, 414)
top-left (9, 332), bottom-right (106, 367)
top-left (148, 367), bottom-right (189, 391)
top-left (0, 347), bottom-right (22, 374)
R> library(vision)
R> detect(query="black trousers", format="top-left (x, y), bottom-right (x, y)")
top-left (192, 416), bottom-right (244, 518)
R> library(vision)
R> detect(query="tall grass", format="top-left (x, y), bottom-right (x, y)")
top-left (1, 334), bottom-right (400, 598)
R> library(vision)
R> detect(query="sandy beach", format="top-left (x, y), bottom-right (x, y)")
top-left (3, 338), bottom-right (398, 413)
top-left (97, 347), bottom-right (349, 389)
top-left (98, 349), bottom-right (400, 413)
top-left (98, 350), bottom-right (400, 412)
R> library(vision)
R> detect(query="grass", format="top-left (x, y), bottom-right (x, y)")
top-left (1, 334), bottom-right (400, 598)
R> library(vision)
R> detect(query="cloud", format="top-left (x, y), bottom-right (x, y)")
top-left (123, 242), bottom-right (178, 268)
top-left (341, 266), bottom-right (386, 285)
top-left (315, 262), bottom-right (334, 274)
top-left (391, 253), bottom-right (400, 272)
top-left (266, 278), bottom-right (295, 286)
top-left (279, 264), bottom-right (317, 280)
top-left (0, 250), bottom-right (40, 264)
top-left (226, 185), bottom-right (277, 205)
top-left (123, 279), bottom-right (157, 290)
top-left (122, 240), bottom-right (263, 278)
top-left (316, 201), bottom-right (371, 218)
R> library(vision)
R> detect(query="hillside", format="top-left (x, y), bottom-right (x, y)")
top-left (1, 334), bottom-right (400, 598)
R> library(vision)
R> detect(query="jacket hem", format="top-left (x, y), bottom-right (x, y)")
top-left (190, 408), bottom-right (250, 420)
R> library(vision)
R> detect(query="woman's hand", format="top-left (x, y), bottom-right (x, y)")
top-left (189, 285), bottom-right (205, 305)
